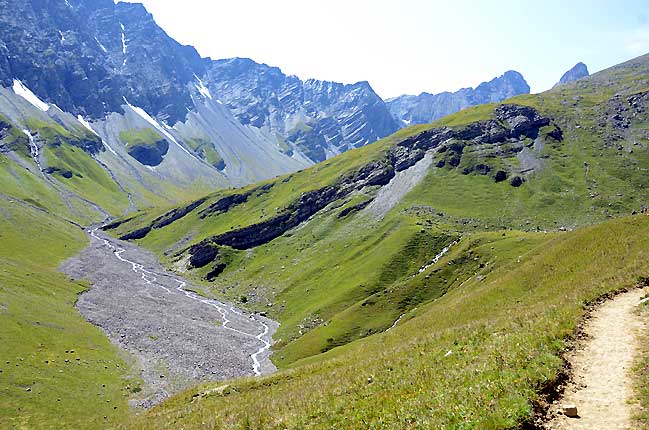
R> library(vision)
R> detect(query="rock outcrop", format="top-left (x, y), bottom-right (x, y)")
top-left (126, 138), bottom-right (169, 167)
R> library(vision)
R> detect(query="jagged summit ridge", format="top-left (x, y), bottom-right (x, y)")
top-left (386, 70), bottom-right (530, 126)
top-left (206, 58), bottom-right (400, 162)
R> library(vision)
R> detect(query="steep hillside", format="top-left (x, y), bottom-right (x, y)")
top-left (387, 70), bottom-right (530, 126)
top-left (124, 215), bottom-right (649, 430)
top-left (112, 53), bottom-right (649, 369)
top-left (0, 180), bottom-right (136, 429)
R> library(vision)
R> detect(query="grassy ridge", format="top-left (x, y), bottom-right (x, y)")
top-left (124, 215), bottom-right (649, 429)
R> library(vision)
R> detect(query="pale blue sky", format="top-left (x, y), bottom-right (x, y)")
top-left (123, 0), bottom-right (649, 98)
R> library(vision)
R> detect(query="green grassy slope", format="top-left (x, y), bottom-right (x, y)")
top-left (0, 117), bottom-right (144, 428)
top-left (0, 200), bottom-right (136, 429)
top-left (111, 53), bottom-right (649, 367)
top-left (124, 215), bottom-right (649, 429)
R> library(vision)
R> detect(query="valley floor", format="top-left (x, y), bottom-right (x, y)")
top-left (60, 229), bottom-right (278, 408)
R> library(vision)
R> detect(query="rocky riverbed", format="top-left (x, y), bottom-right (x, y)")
top-left (60, 229), bottom-right (278, 408)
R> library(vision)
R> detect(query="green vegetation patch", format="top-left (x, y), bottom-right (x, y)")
top-left (119, 129), bottom-right (169, 167)
top-left (0, 202), bottom-right (135, 429)
top-left (185, 137), bottom-right (225, 170)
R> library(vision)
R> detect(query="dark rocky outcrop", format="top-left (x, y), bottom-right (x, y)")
top-left (205, 262), bottom-right (227, 281)
top-left (188, 243), bottom-right (219, 268)
top-left (494, 170), bottom-right (508, 182)
top-left (495, 104), bottom-right (550, 138)
top-left (199, 192), bottom-right (252, 219)
top-left (102, 215), bottom-right (137, 230)
top-left (126, 139), bottom-right (169, 167)
top-left (112, 198), bottom-right (206, 240)
top-left (187, 162), bottom-right (396, 254)
top-left (509, 176), bottom-right (524, 187)
top-left (338, 199), bottom-right (374, 219)
top-left (119, 226), bottom-right (151, 241)
top-left (199, 184), bottom-right (274, 219)
top-left (151, 198), bottom-right (207, 229)
top-left (67, 135), bottom-right (105, 155)
top-left (43, 166), bottom-right (75, 178)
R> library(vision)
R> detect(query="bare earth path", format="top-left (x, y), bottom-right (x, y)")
top-left (60, 228), bottom-right (278, 408)
top-left (546, 288), bottom-right (648, 430)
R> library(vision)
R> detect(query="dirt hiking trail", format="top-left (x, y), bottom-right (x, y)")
top-left (546, 287), bottom-right (648, 429)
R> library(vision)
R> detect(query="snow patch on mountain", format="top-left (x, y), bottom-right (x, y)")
top-left (95, 37), bottom-right (108, 53)
top-left (120, 23), bottom-right (127, 65)
top-left (194, 75), bottom-right (212, 100)
top-left (12, 80), bottom-right (49, 112)
top-left (77, 115), bottom-right (98, 136)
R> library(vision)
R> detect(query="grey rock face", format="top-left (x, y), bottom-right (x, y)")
top-left (556, 62), bottom-right (589, 86)
top-left (0, 0), bottom-right (204, 123)
top-left (387, 71), bottom-right (530, 126)
top-left (0, 0), bottom-right (401, 166)
top-left (206, 58), bottom-right (400, 162)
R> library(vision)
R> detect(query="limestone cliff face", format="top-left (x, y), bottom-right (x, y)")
top-left (0, 0), bottom-right (400, 166)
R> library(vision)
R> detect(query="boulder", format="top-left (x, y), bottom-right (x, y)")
top-left (561, 404), bottom-right (579, 418)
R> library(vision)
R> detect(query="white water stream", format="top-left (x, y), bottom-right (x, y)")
top-left (417, 238), bottom-right (461, 275)
top-left (89, 228), bottom-right (272, 376)
top-left (23, 129), bottom-right (44, 176)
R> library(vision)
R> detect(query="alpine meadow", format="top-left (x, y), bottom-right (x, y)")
top-left (0, 1), bottom-right (648, 429)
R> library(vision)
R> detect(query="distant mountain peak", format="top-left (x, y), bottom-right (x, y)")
top-left (387, 70), bottom-right (530, 127)
top-left (556, 62), bottom-right (590, 86)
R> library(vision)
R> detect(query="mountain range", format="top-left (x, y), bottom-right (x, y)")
top-left (0, 0), bottom-right (538, 216)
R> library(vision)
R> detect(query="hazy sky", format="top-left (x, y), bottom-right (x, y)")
top-left (121, 0), bottom-right (649, 98)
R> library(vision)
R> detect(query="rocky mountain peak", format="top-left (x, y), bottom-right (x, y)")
top-left (556, 62), bottom-right (590, 86)
top-left (386, 70), bottom-right (530, 127)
